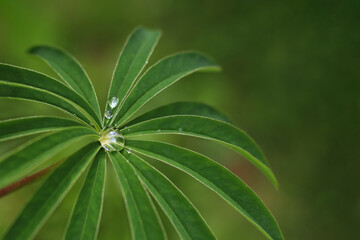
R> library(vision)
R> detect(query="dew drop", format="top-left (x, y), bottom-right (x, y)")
top-left (109, 97), bottom-right (119, 109)
top-left (105, 110), bottom-right (113, 119)
top-left (99, 129), bottom-right (124, 152)
top-left (126, 149), bottom-right (132, 154)
top-left (178, 127), bottom-right (183, 132)
top-left (157, 129), bottom-right (161, 133)
top-left (145, 60), bottom-right (149, 64)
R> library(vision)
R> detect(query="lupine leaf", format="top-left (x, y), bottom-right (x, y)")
top-left (111, 52), bottom-right (221, 126)
top-left (2, 143), bottom-right (100, 240)
top-left (64, 150), bottom-right (106, 240)
top-left (0, 64), bottom-right (102, 128)
top-left (104, 27), bottom-right (160, 125)
top-left (121, 115), bottom-right (277, 186)
top-left (0, 116), bottom-right (83, 142)
top-left (126, 101), bottom-right (231, 127)
top-left (122, 151), bottom-right (216, 240)
top-left (29, 46), bottom-right (101, 118)
top-left (0, 127), bottom-right (99, 189)
top-left (108, 152), bottom-right (166, 240)
top-left (126, 140), bottom-right (284, 240)
top-left (0, 82), bottom-right (95, 127)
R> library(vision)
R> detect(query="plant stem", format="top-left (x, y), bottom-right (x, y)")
top-left (0, 162), bottom-right (60, 198)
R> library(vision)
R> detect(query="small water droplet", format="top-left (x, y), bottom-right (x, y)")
top-left (178, 127), bottom-right (183, 132)
top-left (157, 129), bottom-right (161, 133)
top-left (109, 97), bottom-right (119, 109)
top-left (145, 60), bottom-right (148, 64)
top-left (126, 149), bottom-right (132, 154)
top-left (105, 110), bottom-right (113, 119)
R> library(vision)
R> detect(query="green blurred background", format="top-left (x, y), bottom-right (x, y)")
top-left (0, 0), bottom-right (359, 239)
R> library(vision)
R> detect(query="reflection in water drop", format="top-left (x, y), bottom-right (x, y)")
top-left (105, 110), bottom-right (113, 119)
top-left (99, 129), bottom-right (124, 152)
top-left (109, 97), bottom-right (119, 109)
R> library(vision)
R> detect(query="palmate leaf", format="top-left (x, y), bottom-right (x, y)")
top-left (0, 26), bottom-right (283, 240)
top-left (111, 52), bottom-right (221, 126)
top-left (121, 115), bottom-right (278, 187)
top-left (104, 27), bottom-right (161, 125)
top-left (64, 149), bottom-right (106, 240)
top-left (108, 152), bottom-right (166, 240)
top-left (0, 116), bottom-right (83, 142)
top-left (2, 143), bottom-right (100, 240)
top-left (0, 64), bottom-right (102, 129)
top-left (122, 151), bottom-right (216, 240)
top-left (125, 140), bottom-right (284, 240)
top-left (0, 127), bottom-right (99, 189)
top-left (30, 46), bottom-right (102, 118)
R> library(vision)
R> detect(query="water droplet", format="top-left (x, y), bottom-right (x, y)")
top-left (157, 129), bottom-right (161, 133)
top-left (178, 127), bottom-right (183, 132)
top-left (105, 110), bottom-right (113, 119)
top-left (126, 149), bottom-right (132, 154)
top-left (145, 60), bottom-right (148, 64)
top-left (99, 129), bottom-right (125, 152)
top-left (109, 97), bottom-right (119, 109)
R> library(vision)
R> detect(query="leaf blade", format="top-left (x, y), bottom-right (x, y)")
top-left (0, 64), bottom-right (101, 128)
top-left (105, 27), bottom-right (161, 125)
top-left (2, 143), bottom-right (100, 240)
top-left (29, 46), bottom-right (101, 118)
top-left (111, 52), bottom-right (220, 126)
top-left (122, 151), bottom-right (216, 240)
top-left (126, 101), bottom-right (231, 126)
top-left (122, 115), bottom-right (277, 186)
top-left (108, 152), bottom-right (166, 240)
top-left (0, 116), bottom-right (83, 142)
top-left (126, 140), bottom-right (284, 240)
top-left (0, 82), bottom-right (94, 127)
top-left (64, 150), bottom-right (106, 240)
top-left (0, 127), bottom-right (99, 189)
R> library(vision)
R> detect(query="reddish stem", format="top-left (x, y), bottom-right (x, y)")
top-left (0, 162), bottom-right (60, 198)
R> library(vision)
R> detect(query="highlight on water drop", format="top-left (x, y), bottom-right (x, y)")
top-left (109, 97), bottom-right (119, 109)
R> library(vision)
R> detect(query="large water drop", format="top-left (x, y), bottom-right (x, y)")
top-left (99, 129), bottom-right (124, 152)
top-left (109, 97), bottom-right (119, 109)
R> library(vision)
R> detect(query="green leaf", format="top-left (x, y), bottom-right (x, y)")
top-left (121, 115), bottom-right (277, 187)
top-left (126, 101), bottom-right (231, 126)
top-left (105, 27), bottom-right (161, 125)
top-left (126, 140), bottom-right (284, 240)
top-left (108, 152), bottom-right (166, 240)
top-left (122, 151), bottom-right (216, 240)
top-left (0, 82), bottom-right (95, 128)
top-left (0, 116), bottom-right (83, 142)
top-left (64, 150), bottom-right (106, 240)
top-left (0, 127), bottom-right (99, 189)
top-left (29, 46), bottom-right (101, 118)
top-left (111, 52), bottom-right (221, 126)
top-left (2, 143), bottom-right (100, 240)
top-left (0, 64), bottom-right (101, 128)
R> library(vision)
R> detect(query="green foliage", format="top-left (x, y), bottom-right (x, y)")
top-left (0, 27), bottom-right (283, 240)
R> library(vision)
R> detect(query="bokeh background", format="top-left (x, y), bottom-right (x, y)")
top-left (0, 0), bottom-right (359, 239)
